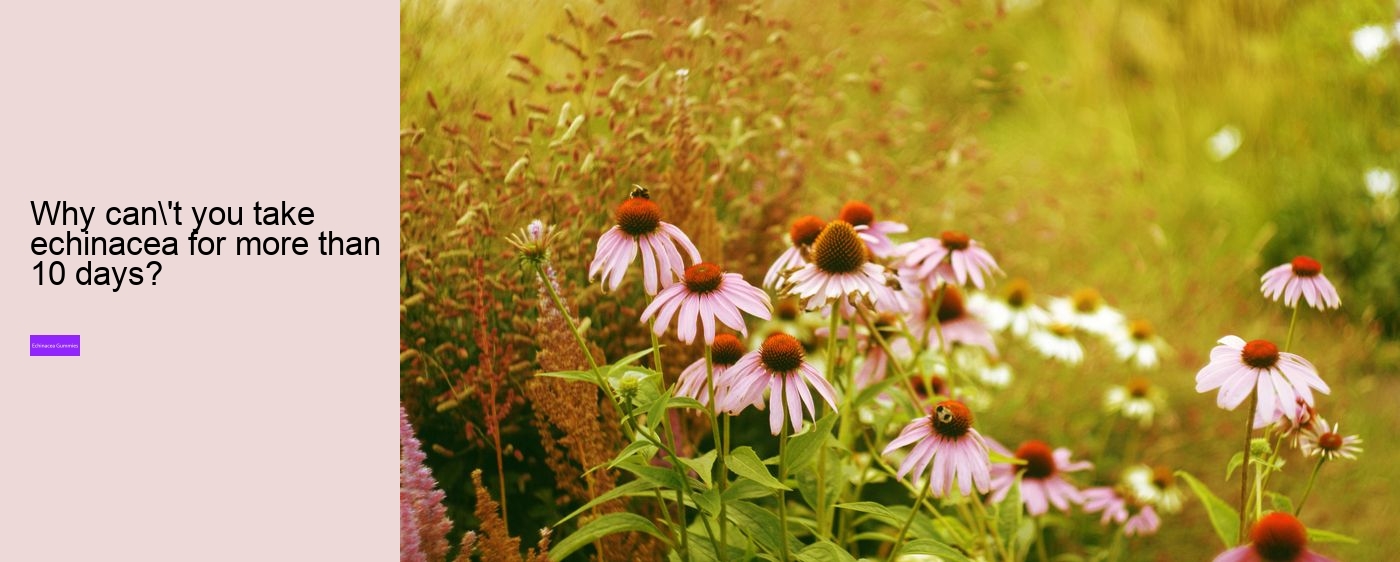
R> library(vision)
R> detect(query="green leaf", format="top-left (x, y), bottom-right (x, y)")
top-left (1266, 492), bottom-right (1294, 515)
top-left (667, 396), bottom-right (708, 411)
top-left (1226, 452), bottom-right (1245, 481)
top-left (902, 538), bottom-right (974, 562)
top-left (537, 368), bottom-right (602, 385)
top-left (835, 502), bottom-right (902, 526)
top-left (727, 500), bottom-right (792, 555)
top-left (722, 478), bottom-right (774, 502)
top-left (643, 384), bottom-right (672, 431)
top-left (1307, 528), bottom-right (1360, 544)
top-left (1177, 470), bottom-right (1239, 548)
top-left (796, 540), bottom-right (857, 562)
top-left (782, 413), bottom-right (838, 473)
top-left (550, 512), bottom-right (667, 560)
top-left (729, 446), bottom-right (790, 490)
top-left (988, 450), bottom-right (1028, 465)
top-left (692, 488), bottom-right (721, 517)
top-left (615, 458), bottom-right (687, 491)
top-left (606, 346), bottom-right (658, 376)
top-left (557, 479), bottom-right (659, 525)
top-left (607, 439), bottom-right (659, 470)
top-left (681, 450), bottom-right (717, 487)
top-left (996, 476), bottom-right (1022, 554)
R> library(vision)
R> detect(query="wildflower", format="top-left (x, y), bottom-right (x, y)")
top-left (641, 262), bottom-right (772, 344)
top-left (676, 334), bottom-right (746, 406)
top-left (903, 230), bottom-right (1003, 290)
top-left (1104, 377), bottom-right (1166, 427)
top-left (1048, 288), bottom-right (1123, 336)
top-left (1213, 512), bottom-right (1336, 562)
top-left (505, 219), bottom-right (557, 265)
top-left (1109, 319), bottom-right (1168, 369)
top-left (987, 439), bottom-right (1092, 516)
top-left (720, 332), bottom-right (838, 434)
top-left (1195, 336), bottom-right (1330, 421)
top-left (402, 407), bottom-right (452, 562)
top-left (786, 221), bottom-right (888, 310)
top-left (1256, 398), bottom-right (1318, 446)
top-left (1082, 487), bottom-right (1161, 536)
top-left (1260, 256), bottom-right (1341, 310)
top-left (838, 200), bottom-right (908, 258)
top-left (881, 400), bottom-right (992, 496)
top-left (909, 285), bottom-right (998, 357)
top-left (589, 189), bottom-right (702, 295)
top-left (970, 278), bottom-right (1048, 337)
top-left (764, 215), bottom-right (825, 290)
top-left (1027, 322), bottom-right (1083, 365)
top-left (1123, 465), bottom-right (1185, 514)
top-left (1299, 418), bottom-right (1363, 461)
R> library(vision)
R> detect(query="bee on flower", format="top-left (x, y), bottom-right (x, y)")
top-left (882, 400), bottom-right (992, 497)
top-left (589, 187), bottom-right (702, 295)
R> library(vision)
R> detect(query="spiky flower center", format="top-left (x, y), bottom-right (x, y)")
top-left (1150, 466), bottom-right (1174, 490)
top-left (1318, 432), bottom-right (1344, 451)
top-left (810, 221), bottom-right (867, 274)
top-left (1290, 256), bottom-right (1322, 277)
top-left (1241, 339), bottom-right (1280, 369)
top-left (1004, 278), bottom-right (1032, 307)
top-left (790, 215), bottom-right (826, 246)
top-left (712, 334), bottom-right (747, 366)
top-left (1015, 440), bottom-right (1057, 479)
top-left (776, 298), bottom-right (801, 321)
top-left (760, 332), bottom-right (805, 373)
top-left (1072, 288), bottom-right (1102, 313)
top-left (940, 230), bottom-right (971, 250)
top-left (1127, 376), bottom-right (1153, 398)
top-left (931, 400), bottom-right (973, 438)
top-left (1129, 319), bottom-right (1153, 340)
top-left (839, 200), bottom-right (875, 227)
top-left (1251, 512), bottom-right (1308, 562)
top-left (615, 197), bottom-right (662, 236)
top-left (935, 286), bottom-right (966, 323)
top-left (684, 263), bottom-right (724, 293)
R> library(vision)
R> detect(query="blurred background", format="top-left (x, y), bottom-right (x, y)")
top-left (401, 0), bottom-right (1400, 559)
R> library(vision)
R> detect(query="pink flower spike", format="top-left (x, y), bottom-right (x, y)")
top-left (716, 333), bottom-right (838, 434)
top-left (1260, 256), bottom-right (1340, 310)
top-left (588, 194), bottom-right (702, 295)
top-left (641, 263), bottom-right (772, 345)
top-left (881, 401), bottom-right (992, 497)
top-left (1195, 335), bottom-right (1329, 421)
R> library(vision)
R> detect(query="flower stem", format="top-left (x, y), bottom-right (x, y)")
top-left (1035, 516), bottom-right (1050, 562)
top-left (1284, 304), bottom-right (1301, 353)
top-left (705, 345), bottom-right (730, 562)
top-left (1295, 457), bottom-right (1326, 517)
top-left (888, 482), bottom-right (932, 560)
top-left (533, 264), bottom-right (632, 437)
top-left (1239, 389), bottom-right (1258, 544)
top-left (777, 380), bottom-right (792, 562)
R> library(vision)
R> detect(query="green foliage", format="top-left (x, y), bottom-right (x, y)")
top-left (1178, 471), bottom-right (1240, 549)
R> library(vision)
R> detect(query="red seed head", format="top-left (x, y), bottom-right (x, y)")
top-left (931, 400), bottom-right (974, 438)
top-left (1290, 256), bottom-right (1322, 277)
top-left (1250, 512), bottom-right (1308, 562)
top-left (838, 200), bottom-right (875, 227)
top-left (711, 334), bottom-right (746, 366)
top-left (1014, 440), bottom-right (1056, 479)
top-left (1318, 432), bottom-right (1344, 452)
top-left (683, 263), bottom-right (723, 293)
top-left (789, 215), bottom-right (826, 246)
top-left (615, 197), bottom-right (662, 236)
top-left (940, 230), bottom-right (971, 250)
top-left (1241, 339), bottom-right (1280, 369)
top-left (810, 221), bottom-right (867, 274)
top-left (759, 333), bottom-right (805, 373)
top-left (935, 286), bottom-right (967, 323)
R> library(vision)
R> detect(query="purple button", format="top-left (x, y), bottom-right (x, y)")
top-left (31, 335), bottom-right (80, 357)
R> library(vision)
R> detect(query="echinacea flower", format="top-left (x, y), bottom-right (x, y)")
top-left (1195, 336), bottom-right (1330, 422)
top-left (676, 334), bottom-right (747, 406)
top-left (1104, 377), bottom-right (1166, 428)
top-left (909, 285), bottom-right (998, 357)
top-left (1256, 398), bottom-right (1318, 445)
top-left (720, 332), bottom-right (838, 434)
top-left (1123, 465), bottom-right (1185, 514)
top-left (642, 263), bottom-right (772, 345)
top-left (1260, 256), bottom-right (1341, 310)
top-left (903, 230), bottom-right (1003, 290)
top-left (786, 221), bottom-right (888, 310)
top-left (1109, 319), bottom-right (1168, 369)
top-left (1082, 487), bottom-right (1161, 536)
top-left (764, 215), bottom-right (825, 290)
top-left (1027, 322), bottom-right (1084, 365)
top-left (1213, 512), bottom-right (1335, 562)
top-left (1299, 418), bottom-right (1363, 461)
top-left (854, 314), bottom-right (913, 389)
top-left (881, 400), bottom-right (992, 497)
top-left (987, 439), bottom-right (1092, 516)
top-left (970, 278), bottom-right (1049, 337)
top-left (839, 200), bottom-right (908, 258)
top-left (589, 190), bottom-right (702, 295)
top-left (1047, 288), bottom-right (1123, 336)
